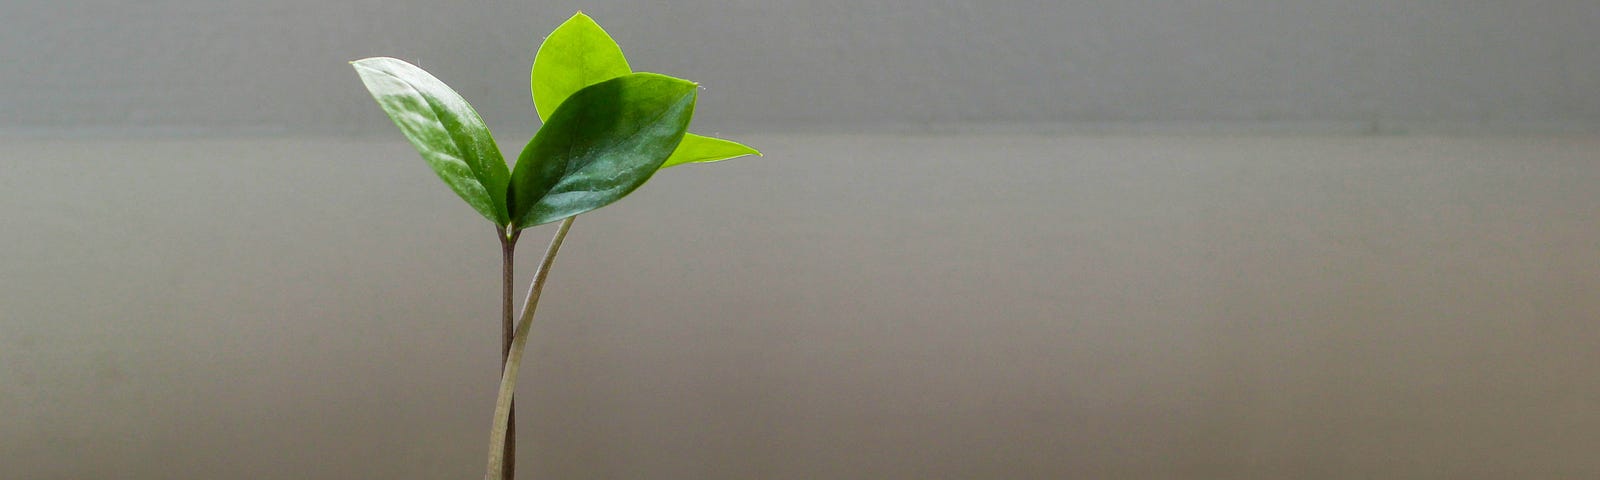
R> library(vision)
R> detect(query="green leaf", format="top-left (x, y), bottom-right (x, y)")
top-left (529, 13), bottom-right (758, 170)
top-left (507, 73), bottom-right (697, 229)
top-left (531, 12), bottom-right (631, 122)
top-left (660, 133), bottom-right (763, 168)
top-left (352, 57), bottom-right (510, 225)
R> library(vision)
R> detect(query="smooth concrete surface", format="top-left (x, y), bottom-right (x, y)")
top-left (4, 1), bottom-right (1599, 135)
top-left (3, 133), bottom-right (1599, 478)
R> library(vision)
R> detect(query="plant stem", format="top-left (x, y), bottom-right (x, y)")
top-left (496, 227), bottom-right (521, 480)
top-left (486, 217), bottom-right (575, 480)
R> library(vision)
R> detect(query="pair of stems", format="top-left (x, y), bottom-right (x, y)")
top-left (489, 217), bottom-right (576, 480)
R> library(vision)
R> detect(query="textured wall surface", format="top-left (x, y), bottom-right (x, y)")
top-left (4, 135), bottom-right (1598, 478)
top-left (3, 1), bottom-right (1599, 134)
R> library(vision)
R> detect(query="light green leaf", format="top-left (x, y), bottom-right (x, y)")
top-left (530, 13), bottom-right (757, 169)
top-left (661, 133), bottom-right (763, 168)
top-left (531, 12), bottom-right (631, 122)
top-left (352, 57), bottom-right (510, 225)
top-left (507, 73), bottom-right (697, 229)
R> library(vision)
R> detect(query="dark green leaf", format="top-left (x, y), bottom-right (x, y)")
top-left (352, 57), bottom-right (510, 225)
top-left (508, 73), bottom-right (697, 229)
top-left (531, 12), bottom-right (631, 123)
top-left (529, 13), bottom-right (758, 170)
top-left (661, 133), bottom-right (762, 168)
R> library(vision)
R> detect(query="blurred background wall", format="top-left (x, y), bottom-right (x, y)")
top-left (3, 1), bottom-right (1599, 479)
top-left (3, 0), bottom-right (1598, 135)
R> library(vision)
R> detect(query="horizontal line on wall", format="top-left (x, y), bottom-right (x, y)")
top-left (3, 120), bottom-right (1599, 140)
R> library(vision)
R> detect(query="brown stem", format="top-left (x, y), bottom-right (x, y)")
top-left (497, 227), bottom-right (521, 480)
top-left (485, 217), bottom-right (575, 480)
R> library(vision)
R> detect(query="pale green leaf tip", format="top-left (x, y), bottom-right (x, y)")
top-left (561, 12), bottom-right (614, 39)
top-left (734, 141), bottom-right (763, 157)
top-left (350, 57), bottom-right (394, 68)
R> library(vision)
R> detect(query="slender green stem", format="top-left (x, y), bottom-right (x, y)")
top-left (486, 217), bottom-right (575, 480)
top-left (496, 227), bottom-right (521, 480)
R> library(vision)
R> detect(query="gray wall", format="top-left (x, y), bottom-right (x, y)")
top-left (4, 135), bottom-right (1599, 478)
top-left (3, 0), bottom-right (1599, 135)
top-left (6, 1), bottom-right (1600, 478)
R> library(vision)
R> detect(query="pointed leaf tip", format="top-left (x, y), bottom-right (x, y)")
top-left (660, 134), bottom-right (761, 169)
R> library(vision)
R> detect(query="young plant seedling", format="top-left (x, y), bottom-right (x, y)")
top-left (352, 12), bottom-right (760, 480)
